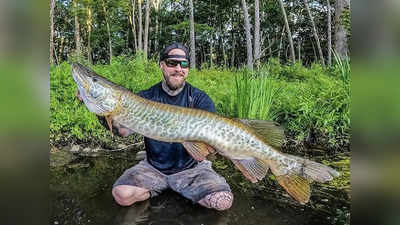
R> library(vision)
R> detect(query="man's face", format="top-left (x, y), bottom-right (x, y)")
top-left (160, 49), bottom-right (189, 90)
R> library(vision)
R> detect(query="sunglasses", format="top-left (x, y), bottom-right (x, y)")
top-left (164, 59), bottom-right (189, 68)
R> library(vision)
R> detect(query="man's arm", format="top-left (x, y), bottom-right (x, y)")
top-left (75, 90), bottom-right (134, 137)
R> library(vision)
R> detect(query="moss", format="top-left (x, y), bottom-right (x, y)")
top-left (322, 155), bottom-right (351, 193)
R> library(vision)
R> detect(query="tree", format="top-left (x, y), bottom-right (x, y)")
top-left (138, 0), bottom-right (143, 51)
top-left (101, 0), bottom-right (113, 64)
top-left (50, 0), bottom-right (55, 65)
top-left (304, 0), bottom-right (325, 65)
top-left (73, 0), bottom-right (82, 57)
top-left (253, 0), bottom-right (260, 65)
top-left (85, 0), bottom-right (93, 64)
top-left (189, 0), bottom-right (196, 68)
top-left (327, 0), bottom-right (332, 65)
top-left (241, 0), bottom-right (253, 70)
top-left (144, 0), bottom-right (151, 58)
top-left (129, 0), bottom-right (138, 52)
top-left (335, 0), bottom-right (350, 58)
top-left (278, 0), bottom-right (295, 62)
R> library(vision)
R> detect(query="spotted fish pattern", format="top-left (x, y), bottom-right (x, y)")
top-left (71, 62), bottom-right (340, 204)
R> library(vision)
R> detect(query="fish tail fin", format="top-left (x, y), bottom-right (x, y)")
top-left (275, 174), bottom-right (310, 204)
top-left (289, 154), bottom-right (340, 183)
top-left (271, 154), bottom-right (340, 204)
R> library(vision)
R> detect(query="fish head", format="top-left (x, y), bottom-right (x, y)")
top-left (71, 62), bottom-right (122, 116)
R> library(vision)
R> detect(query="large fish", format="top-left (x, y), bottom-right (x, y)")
top-left (71, 62), bottom-right (339, 204)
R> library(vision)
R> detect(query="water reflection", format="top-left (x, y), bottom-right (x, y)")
top-left (112, 190), bottom-right (230, 225)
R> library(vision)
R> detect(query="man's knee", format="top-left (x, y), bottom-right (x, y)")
top-left (198, 191), bottom-right (233, 211)
top-left (112, 185), bottom-right (150, 206)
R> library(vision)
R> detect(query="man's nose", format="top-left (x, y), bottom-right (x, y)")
top-left (174, 64), bottom-right (183, 71)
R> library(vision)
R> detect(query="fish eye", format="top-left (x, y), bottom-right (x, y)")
top-left (93, 77), bottom-right (97, 82)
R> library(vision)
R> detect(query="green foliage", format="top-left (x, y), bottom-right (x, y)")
top-left (233, 69), bottom-right (280, 121)
top-left (50, 57), bottom-right (350, 149)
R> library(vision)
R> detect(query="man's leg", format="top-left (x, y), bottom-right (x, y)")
top-left (168, 160), bottom-right (233, 211)
top-left (112, 185), bottom-right (150, 206)
top-left (112, 160), bottom-right (168, 206)
top-left (198, 191), bottom-right (233, 211)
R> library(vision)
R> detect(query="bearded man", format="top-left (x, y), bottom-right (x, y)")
top-left (110, 43), bottom-right (234, 210)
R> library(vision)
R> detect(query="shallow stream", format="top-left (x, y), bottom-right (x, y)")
top-left (50, 148), bottom-right (350, 225)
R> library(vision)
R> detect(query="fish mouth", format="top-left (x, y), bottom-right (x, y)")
top-left (71, 63), bottom-right (90, 90)
top-left (71, 63), bottom-right (107, 115)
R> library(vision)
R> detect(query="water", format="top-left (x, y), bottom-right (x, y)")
top-left (50, 155), bottom-right (348, 225)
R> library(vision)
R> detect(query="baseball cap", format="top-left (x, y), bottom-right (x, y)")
top-left (159, 42), bottom-right (190, 62)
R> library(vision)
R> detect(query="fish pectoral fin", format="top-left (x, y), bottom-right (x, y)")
top-left (231, 158), bottom-right (269, 183)
top-left (276, 173), bottom-right (311, 205)
top-left (105, 115), bottom-right (113, 133)
top-left (182, 141), bottom-right (216, 161)
top-left (238, 119), bottom-right (285, 149)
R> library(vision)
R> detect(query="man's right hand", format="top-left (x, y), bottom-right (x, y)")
top-left (76, 89), bottom-right (134, 137)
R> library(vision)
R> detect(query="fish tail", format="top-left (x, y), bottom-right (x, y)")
top-left (272, 154), bottom-right (340, 204)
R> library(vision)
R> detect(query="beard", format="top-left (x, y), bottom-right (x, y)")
top-left (163, 73), bottom-right (185, 90)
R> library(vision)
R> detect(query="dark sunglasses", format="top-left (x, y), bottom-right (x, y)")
top-left (165, 59), bottom-right (189, 68)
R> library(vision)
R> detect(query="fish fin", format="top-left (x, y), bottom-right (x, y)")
top-left (283, 154), bottom-right (340, 183)
top-left (231, 158), bottom-right (269, 183)
top-left (276, 174), bottom-right (311, 204)
top-left (182, 141), bottom-right (216, 161)
top-left (238, 119), bottom-right (284, 149)
top-left (105, 115), bottom-right (113, 133)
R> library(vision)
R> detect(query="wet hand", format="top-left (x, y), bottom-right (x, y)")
top-left (75, 89), bottom-right (83, 101)
top-left (112, 120), bottom-right (134, 137)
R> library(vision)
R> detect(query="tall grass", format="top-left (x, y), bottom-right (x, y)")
top-left (332, 50), bottom-right (350, 82)
top-left (234, 70), bottom-right (279, 121)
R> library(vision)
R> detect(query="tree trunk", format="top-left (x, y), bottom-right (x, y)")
top-left (189, 0), bottom-right (196, 68)
top-left (304, 0), bottom-right (325, 65)
top-left (138, 0), bottom-right (143, 51)
top-left (101, 0), bottom-right (112, 64)
top-left (311, 38), bottom-right (318, 62)
top-left (298, 40), bottom-right (301, 62)
top-left (327, 0), bottom-right (332, 65)
top-left (231, 33), bottom-right (236, 68)
top-left (87, 7), bottom-right (93, 65)
top-left (143, 0), bottom-right (150, 58)
top-left (335, 0), bottom-right (349, 58)
top-left (253, 0), bottom-right (260, 65)
top-left (267, 33), bottom-right (272, 57)
top-left (241, 0), bottom-right (253, 70)
top-left (278, 0), bottom-right (295, 62)
top-left (73, 0), bottom-right (82, 57)
top-left (152, 0), bottom-right (162, 54)
top-left (130, 0), bottom-right (138, 52)
top-left (50, 0), bottom-right (55, 65)
top-left (58, 35), bottom-right (65, 62)
top-left (278, 26), bottom-right (285, 60)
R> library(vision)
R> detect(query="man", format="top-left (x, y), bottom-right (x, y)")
top-left (78, 43), bottom-right (233, 210)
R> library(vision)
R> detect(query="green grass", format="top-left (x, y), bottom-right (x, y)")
top-left (50, 57), bottom-right (350, 150)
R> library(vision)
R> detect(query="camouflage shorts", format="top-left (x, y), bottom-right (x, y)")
top-left (113, 159), bottom-right (231, 202)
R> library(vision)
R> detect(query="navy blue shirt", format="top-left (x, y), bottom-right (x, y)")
top-left (138, 82), bottom-right (216, 175)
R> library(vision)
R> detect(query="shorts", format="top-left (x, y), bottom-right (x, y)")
top-left (113, 159), bottom-right (231, 203)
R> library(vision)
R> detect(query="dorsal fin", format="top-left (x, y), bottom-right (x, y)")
top-left (238, 119), bottom-right (285, 148)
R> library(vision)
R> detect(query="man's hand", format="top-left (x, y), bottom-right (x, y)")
top-left (76, 89), bottom-right (134, 137)
top-left (75, 89), bottom-right (83, 101)
top-left (112, 120), bottom-right (135, 137)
